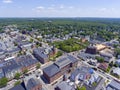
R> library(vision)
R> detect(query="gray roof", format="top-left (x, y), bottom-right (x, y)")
top-left (70, 66), bottom-right (93, 81)
top-left (55, 55), bottom-right (77, 69)
top-left (25, 78), bottom-right (41, 90)
top-left (8, 48), bottom-right (20, 53)
top-left (2, 59), bottom-right (21, 74)
top-left (16, 55), bottom-right (38, 68)
top-left (56, 81), bottom-right (75, 90)
top-left (107, 80), bottom-right (120, 90)
top-left (55, 57), bottom-right (72, 69)
top-left (18, 41), bottom-right (32, 47)
top-left (33, 48), bottom-right (48, 59)
top-left (43, 64), bottom-right (60, 77)
top-left (10, 84), bottom-right (25, 90)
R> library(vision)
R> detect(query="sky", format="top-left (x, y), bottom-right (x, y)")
top-left (0, 0), bottom-right (120, 18)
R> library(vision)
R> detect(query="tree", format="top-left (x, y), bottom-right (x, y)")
top-left (29, 38), bottom-right (34, 43)
top-left (14, 81), bottom-right (21, 86)
top-left (36, 63), bottom-right (41, 69)
top-left (23, 69), bottom-right (28, 74)
top-left (77, 86), bottom-right (86, 90)
top-left (0, 78), bottom-right (8, 88)
top-left (56, 51), bottom-right (63, 57)
top-left (14, 73), bottom-right (21, 80)
top-left (95, 56), bottom-right (104, 63)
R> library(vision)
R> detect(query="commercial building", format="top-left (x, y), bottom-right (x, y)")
top-left (43, 55), bottom-right (78, 83)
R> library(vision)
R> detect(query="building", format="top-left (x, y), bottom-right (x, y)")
top-left (112, 67), bottom-right (120, 78)
top-left (70, 66), bottom-right (93, 82)
top-left (10, 83), bottom-right (26, 90)
top-left (2, 59), bottom-right (21, 79)
top-left (99, 49), bottom-right (114, 63)
top-left (16, 55), bottom-right (39, 72)
top-left (106, 80), bottom-right (120, 90)
top-left (33, 47), bottom-right (57, 64)
top-left (115, 59), bottom-right (120, 67)
top-left (98, 63), bottom-right (108, 71)
top-left (17, 41), bottom-right (34, 50)
top-left (85, 46), bottom-right (97, 54)
top-left (10, 78), bottom-right (42, 90)
top-left (43, 55), bottom-right (78, 83)
top-left (55, 81), bottom-right (75, 90)
top-left (24, 78), bottom-right (42, 90)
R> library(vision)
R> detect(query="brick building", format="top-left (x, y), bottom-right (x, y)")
top-left (43, 55), bottom-right (78, 83)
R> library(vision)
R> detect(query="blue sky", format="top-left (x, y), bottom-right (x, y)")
top-left (0, 0), bottom-right (120, 17)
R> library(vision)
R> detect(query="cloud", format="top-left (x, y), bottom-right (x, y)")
top-left (3, 0), bottom-right (13, 3)
top-left (34, 6), bottom-right (45, 12)
top-left (59, 5), bottom-right (64, 9)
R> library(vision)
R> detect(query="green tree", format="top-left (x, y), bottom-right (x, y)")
top-left (14, 81), bottom-right (21, 86)
top-left (0, 78), bottom-right (8, 88)
top-left (56, 51), bottom-right (63, 57)
top-left (95, 56), bottom-right (104, 63)
top-left (36, 63), bottom-right (41, 69)
top-left (29, 38), bottom-right (34, 43)
top-left (14, 73), bottom-right (21, 80)
top-left (77, 86), bottom-right (86, 90)
top-left (23, 69), bottom-right (28, 74)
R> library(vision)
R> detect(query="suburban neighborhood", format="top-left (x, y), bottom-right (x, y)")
top-left (0, 24), bottom-right (120, 90)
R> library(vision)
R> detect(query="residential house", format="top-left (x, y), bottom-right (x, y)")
top-left (70, 66), bottom-right (93, 82)
top-left (115, 59), bottom-right (120, 67)
top-left (112, 67), bottom-right (120, 78)
top-left (98, 63), bottom-right (108, 71)
top-left (99, 52), bottom-right (114, 63)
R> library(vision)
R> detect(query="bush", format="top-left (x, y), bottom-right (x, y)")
top-left (36, 63), bottom-right (41, 69)
top-left (0, 78), bottom-right (8, 88)
top-left (14, 73), bottom-right (21, 80)
top-left (77, 86), bottom-right (86, 90)
top-left (95, 56), bottom-right (104, 63)
top-left (14, 81), bottom-right (21, 86)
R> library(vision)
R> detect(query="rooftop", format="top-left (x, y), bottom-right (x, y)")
top-left (43, 64), bottom-right (60, 77)
top-left (56, 81), bottom-right (75, 90)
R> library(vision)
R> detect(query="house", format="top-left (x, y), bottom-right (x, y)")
top-left (24, 78), bottom-right (42, 90)
top-left (106, 80), bottom-right (120, 90)
top-left (99, 52), bottom-right (114, 63)
top-left (112, 67), bottom-right (120, 78)
top-left (115, 59), bottom-right (120, 67)
top-left (70, 66), bottom-right (93, 82)
top-left (2, 59), bottom-right (21, 79)
top-left (98, 63), bottom-right (108, 71)
top-left (43, 55), bottom-right (78, 83)
top-left (33, 47), bottom-right (57, 64)
top-left (55, 81), bottom-right (75, 90)
top-left (86, 72), bottom-right (99, 85)
top-left (16, 55), bottom-right (39, 72)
